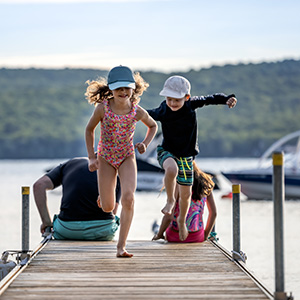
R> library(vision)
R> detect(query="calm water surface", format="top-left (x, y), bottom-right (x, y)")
top-left (0, 158), bottom-right (299, 298)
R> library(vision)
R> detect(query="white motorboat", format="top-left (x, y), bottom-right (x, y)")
top-left (222, 130), bottom-right (300, 200)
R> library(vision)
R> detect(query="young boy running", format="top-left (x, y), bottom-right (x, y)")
top-left (148, 75), bottom-right (237, 241)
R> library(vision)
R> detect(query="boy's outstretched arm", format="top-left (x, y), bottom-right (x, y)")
top-left (191, 93), bottom-right (237, 109)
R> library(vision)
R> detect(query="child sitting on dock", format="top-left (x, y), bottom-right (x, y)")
top-left (85, 65), bottom-right (157, 258)
top-left (147, 75), bottom-right (237, 241)
top-left (152, 161), bottom-right (217, 243)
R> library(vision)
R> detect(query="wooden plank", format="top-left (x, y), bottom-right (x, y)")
top-left (1, 240), bottom-right (270, 300)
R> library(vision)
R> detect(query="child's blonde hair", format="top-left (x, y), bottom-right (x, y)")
top-left (85, 72), bottom-right (149, 105)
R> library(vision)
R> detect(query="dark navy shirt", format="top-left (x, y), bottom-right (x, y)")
top-left (46, 157), bottom-right (121, 221)
top-left (148, 94), bottom-right (235, 157)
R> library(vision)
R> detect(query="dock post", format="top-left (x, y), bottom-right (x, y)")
top-left (232, 184), bottom-right (240, 260)
top-left (232, 184), bottom-right (245, 261)
top-left (273, 152), bottom-right (292, 300)
top-left (22, 186), bottom-right (30, 254)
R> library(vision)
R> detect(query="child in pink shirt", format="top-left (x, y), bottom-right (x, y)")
top-left (153, 161), bottom-right (216, 243)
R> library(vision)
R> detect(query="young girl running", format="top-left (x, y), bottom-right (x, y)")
top-left (85, 66), bottom-right (157, 257)
top-left (152, 161), bottom-right (217, 243)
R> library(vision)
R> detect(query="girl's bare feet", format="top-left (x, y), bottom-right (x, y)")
top-left (116, 249), bottom-right (133, 258)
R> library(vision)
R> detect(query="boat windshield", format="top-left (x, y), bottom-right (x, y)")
top-left (258, 130), bottom-right (300, 171)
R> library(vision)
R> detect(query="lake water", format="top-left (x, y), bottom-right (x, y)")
top-left (0, 158), bottom-right (299, 298)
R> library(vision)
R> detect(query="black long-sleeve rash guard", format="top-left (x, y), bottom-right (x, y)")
top-left (147, 93), bottom-right (235, 158)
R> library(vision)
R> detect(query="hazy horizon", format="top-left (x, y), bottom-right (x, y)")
top-left (1, 0), bottom-right (300, 72)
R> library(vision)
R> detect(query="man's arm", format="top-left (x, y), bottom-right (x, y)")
top-left (33, 175), bottom-right (54, 234)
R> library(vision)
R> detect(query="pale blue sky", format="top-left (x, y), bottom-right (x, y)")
top-left (0, 0), bottom-right (299, 72)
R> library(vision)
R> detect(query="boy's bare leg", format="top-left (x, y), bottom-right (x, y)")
top-left (161, 158), bottom-right (178, 215)
top-left (177, 185), bottom-right (192, 241)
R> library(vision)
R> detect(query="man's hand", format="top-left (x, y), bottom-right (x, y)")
top-left (40, 223), bottom-right (52, 234)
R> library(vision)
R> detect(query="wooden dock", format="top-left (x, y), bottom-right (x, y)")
top-left (0, 239), bottom-right (272, 299)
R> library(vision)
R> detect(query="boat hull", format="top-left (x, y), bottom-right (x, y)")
top-left (137, 171), bottom-right (164, 191)
top-left (136, 157), bottom-right (164, 191)
top-left (222, 172), bottom-right (300, 200)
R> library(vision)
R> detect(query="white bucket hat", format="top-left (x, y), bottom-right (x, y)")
top-left (159, 75), bottom-right (191, 98)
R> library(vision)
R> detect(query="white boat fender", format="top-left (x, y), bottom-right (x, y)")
top-left (0, 251), bottom-right (17, 280)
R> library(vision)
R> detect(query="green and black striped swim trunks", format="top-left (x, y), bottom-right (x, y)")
top-left (157, 145), bottom-right (193, 186)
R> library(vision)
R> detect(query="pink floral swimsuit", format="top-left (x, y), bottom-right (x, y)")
top-left (97, 98), bottom-right (138, 169)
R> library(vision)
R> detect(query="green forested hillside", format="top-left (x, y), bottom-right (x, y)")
top-left (0, 60), bottom-right (299, 158)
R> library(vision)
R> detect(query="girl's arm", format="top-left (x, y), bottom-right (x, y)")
top-left (152, 184), bottom-right (179, 240)
top-left (204, 192), bottom-right (217, 240)
top-left (152, 214), bottom-right (173, 240)
top-left (135, 106), bottom-right (158, 154)
top-left (85, 104), bottom-right (104, 172)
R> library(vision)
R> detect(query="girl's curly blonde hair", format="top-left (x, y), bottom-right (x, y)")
top-left (85, 72), bottom-right (149, 105)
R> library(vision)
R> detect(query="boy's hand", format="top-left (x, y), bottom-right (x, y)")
top-left (226, 97), bottom-right (237, 108)
top-left (135, 142), bottom-right (147, 154)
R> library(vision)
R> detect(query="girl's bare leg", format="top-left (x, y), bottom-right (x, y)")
top-left (116, 155), bottom-right (136, 257)
top-left (177, 185), bottom-right (192, 241)
top-left (161, 158), bottom-right (178, 215)
top-left (97, 157), bottom-right (117, 212)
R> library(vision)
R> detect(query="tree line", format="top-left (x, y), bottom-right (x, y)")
top-left (0, 59), bottom-right (299, 159)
